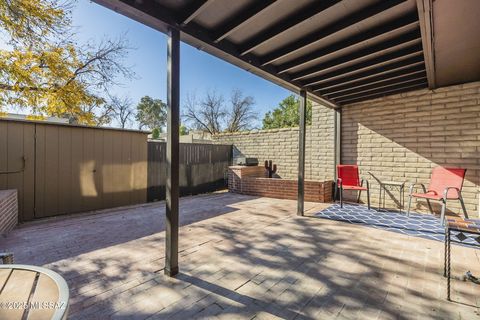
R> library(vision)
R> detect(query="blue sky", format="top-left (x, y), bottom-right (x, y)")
top-left (70, 0), bottom-right (293, 128)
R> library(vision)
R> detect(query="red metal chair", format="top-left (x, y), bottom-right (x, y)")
top-left (335, 165), bottom-right (370, 210)
top-left (407, 167), bottom-right (468, 225)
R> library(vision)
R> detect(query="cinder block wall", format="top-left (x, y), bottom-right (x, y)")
top-left (214, 82), bottom-right (479, 215)
top-left (214, 102), bottom-right (336, 181)
top-left (342, 81), bottom-right (480, 215)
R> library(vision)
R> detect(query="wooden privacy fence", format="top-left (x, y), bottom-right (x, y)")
top-left (147, 142), bottom-right (232, 202)
top-left (0, 119), bottom-right (148, 222)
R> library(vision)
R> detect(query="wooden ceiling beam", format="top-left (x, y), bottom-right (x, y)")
top-left (239, 0), bottom-right (342, 56)
top-left (181, 0), bottom-right (213, 26)
top-left (303, 44), bottom-right (423, 87)
top-left (260, 0), bottom-right (407, 66)
top-left (416, 0), bottom-right (436, 88)
top-left (320, 66), bottom-right (426, 96)
top-left (311, 57), bottom-right (424, 93)
top-left (327, 73), bottom-right (427, 99)
top-left (214, 0), bottom-right (277, 43)
top-left (291, 30), bottom-right (421, 81)
top-left (277, 14), bottom-right (419, 74)
top-left (335, 81), bottom-right (427, 104)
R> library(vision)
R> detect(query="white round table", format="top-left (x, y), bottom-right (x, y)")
top-left (0, 264), bottom-right (69, 320)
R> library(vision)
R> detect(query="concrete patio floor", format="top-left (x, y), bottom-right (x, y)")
top-left (3, 192), bottom-right (480, 319)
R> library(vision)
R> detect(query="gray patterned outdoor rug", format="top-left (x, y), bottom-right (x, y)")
top-left (315, 203), bottom-right (477, 246)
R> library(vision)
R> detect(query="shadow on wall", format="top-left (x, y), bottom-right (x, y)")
top-left (232, 145), bottom-right (243, 160)
top-left (341, 84), bottom-right (480, 215)
top-left (34, 159), bottom-right (148, 220)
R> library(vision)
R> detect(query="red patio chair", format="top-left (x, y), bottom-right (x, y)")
top-left (406, 167), bottom-right (468, 225)
top-left (335, 165), bottom-right (370, 210)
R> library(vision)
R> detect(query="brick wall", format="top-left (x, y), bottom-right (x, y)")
top-left (342, 81), bottom-right (480, 215)
top-left (214, 102), bottom-right (336, 181)
top-left (228, 166), bottom-right (332, 202)
top-left (0, 190), bottom-right (18, 234)
top-left (228, 166), bottom-right (267, 192)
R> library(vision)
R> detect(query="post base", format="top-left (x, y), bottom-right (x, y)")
top-left (165, 266), bottom-right (179, 277)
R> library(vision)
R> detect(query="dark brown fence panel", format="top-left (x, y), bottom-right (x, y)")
top-left (147, 142), bottom-right (166, 202)
top-left (147, 142), bottom-right (232, 202)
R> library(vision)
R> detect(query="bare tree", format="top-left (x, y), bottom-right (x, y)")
top-left (95, 106), bottom-right (114, 126)
top-left (183, 91), bottom-right (226, 134)
top-left (80, 102), bottom-right (113, 126)
top-left (225, 89), bottom-right (257, 132)
top-left (109, 95), bottom-right (134, 128)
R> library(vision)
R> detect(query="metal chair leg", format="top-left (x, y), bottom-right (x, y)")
top-left (366, 185), bottom-right (371, 210)
top-left (447, 229), bottom-right (451, 301)
top-left (334, 183), bottom-right (338, 202)
top-left (357, 180), bottom-right (363, 203)
top-left (383, 187), bottom-right (386, 209)
top-left (440, 199), bottom-right (447, 226)
top-left (378, 185), bottom-right (382, 210)
top-left (398, 187), bottom-right (404, 213)
top-left (340, 187), bottom-right (343, 208)
top-left (459, 194), bottom-right (469, 219)
top-left (444, 228), bottom-right (447, 277)
top-left (426, 199), bottom-right (434, 215)
top-left (407, 195), bottom-right (412, 217)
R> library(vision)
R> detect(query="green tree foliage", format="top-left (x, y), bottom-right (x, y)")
top-left (179, 125), bottom-right (189, 135)
top-left (135, 96), bottom-right (167, 131)
top-left (262, 94), bottom-right (312, 129)
top-left (151, 128), bottom-right (160, 139)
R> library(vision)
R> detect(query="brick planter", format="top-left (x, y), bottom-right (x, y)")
top-left (228, 166), bottom-right (332, 202)
top-left (0, 190), bottom-right (18, 234)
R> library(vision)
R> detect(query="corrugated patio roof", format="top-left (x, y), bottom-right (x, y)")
top-left (92, 0), bottom-right (480, 107)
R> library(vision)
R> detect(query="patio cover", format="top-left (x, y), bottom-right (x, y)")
top-left (92, 0), bottom-right (480, 276)
top-left (93, 0), bottom-right (480, 106)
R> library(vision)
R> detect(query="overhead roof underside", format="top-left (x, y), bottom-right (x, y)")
top-left (93, 0), bottom-right (480, 107)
